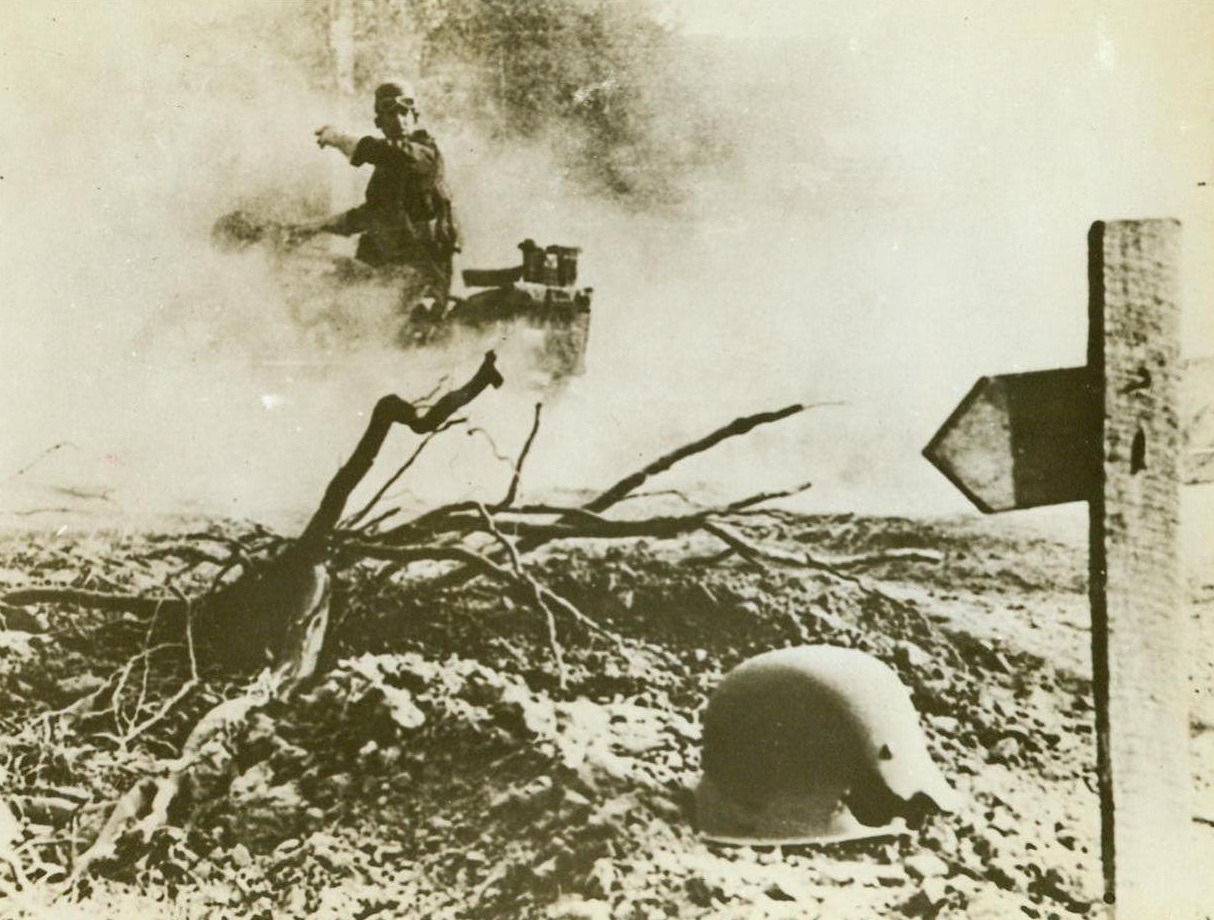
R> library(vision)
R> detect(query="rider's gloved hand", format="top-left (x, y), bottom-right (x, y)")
top-left (314, 125), bottom-right (338, 148)
top-left (282, 218), bottom-right (331, 247)
top-left (314, 126), bottom-right (359, 158)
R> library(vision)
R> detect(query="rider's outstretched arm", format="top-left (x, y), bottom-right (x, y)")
top-left (350, 134), bottom-right (439, 180)
top-left (314, 125), bottom-right (361, 160)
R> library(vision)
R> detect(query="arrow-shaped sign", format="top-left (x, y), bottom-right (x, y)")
top-left (924, 220), bottom-right (1204, 917)
top-left (926, 358), bottom-right (1214, 513)
top-left (924, 367), bottom-right (1099, 513)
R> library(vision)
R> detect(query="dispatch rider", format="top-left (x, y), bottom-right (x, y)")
top-left (301, 81), bottom-right (461, 305)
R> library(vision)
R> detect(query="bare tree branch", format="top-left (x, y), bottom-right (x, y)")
top-left (367, 404), bottom-right (820, 565)
top-left (462, 425), bottom-right (515, 466)
top-left (354, 507), bottom-right (402, 535)
top-left (297, 351), bottom-right (503, 555)
top-left (118, 678), bottom-right (200, 749)
top-left (582, 403), bottom-right (809, 516)
top-left (140, 545), bottom-right (231, 568)
top-left (497, 402), bottom-right (543, 509)
top-left (724, 479), bottom-right (814, 512)
top-left (0, 442), bottom-right (74, 486)
top-left (344, 541), bottom-right (626, 648)
top-left (50, 383), bottom-right (862, 882)
top-left (476, 503), bottom-right (567, 688)
top-left (830, 548), bottom-right (944, 569)
top-left (366, 508), bottom-right (709, 544)
top-left (340, 419), bottom-right (464, 531)
top-left (0, 588), bottom-right (187, 618)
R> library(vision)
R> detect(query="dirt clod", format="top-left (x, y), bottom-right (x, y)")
top-left (0, 514), bottom-right (1110, 918)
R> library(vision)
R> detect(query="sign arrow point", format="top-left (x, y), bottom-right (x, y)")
top-left (925, 367), bottom-right (1099, 513)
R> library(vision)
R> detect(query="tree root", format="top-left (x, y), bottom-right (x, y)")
top-left (70, 563), bottom-right (329, 881)
top-left (15, 366), bottom-right (927, 887)
top-left (0, 588), bottom-right (186, 618)
top-left (60, 356), bottom-right (505, 879)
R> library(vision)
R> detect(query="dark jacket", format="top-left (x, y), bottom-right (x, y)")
top-left (335, 130), bottom-right (460, 270)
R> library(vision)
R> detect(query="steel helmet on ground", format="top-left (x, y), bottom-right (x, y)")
top-left (696, 644), bottom-right (959, 845)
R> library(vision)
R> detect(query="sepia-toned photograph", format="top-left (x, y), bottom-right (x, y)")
top-left (1, 1), bottom-right (1211, 917)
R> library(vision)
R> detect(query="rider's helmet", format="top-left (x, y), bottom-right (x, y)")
top-left (695, 645), bottom-right (959, 844)
top-left (374, 80), bottom-right (418, 116)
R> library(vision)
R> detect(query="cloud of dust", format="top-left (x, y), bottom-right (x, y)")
top-left (2, 0), bottom-right (1211, 529)
top-left (0, 0), bottom-right (429, 526)
top-left (521, 0), bottom-right (1214, 518)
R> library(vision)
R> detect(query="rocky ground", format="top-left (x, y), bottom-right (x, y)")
top-left (0, 507), bottom-right (1190, 919)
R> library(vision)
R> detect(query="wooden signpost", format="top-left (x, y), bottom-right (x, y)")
top-left (925, 220), bottom-right (1211, 918)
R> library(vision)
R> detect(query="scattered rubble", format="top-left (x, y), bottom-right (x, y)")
top-left (0, 511), bottom-right (1111, 918)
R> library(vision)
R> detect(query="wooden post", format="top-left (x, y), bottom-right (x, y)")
top-left (1088, 220), bottom-right (1192, 917)
top-left (926, 219), bottom-right (1209, 916)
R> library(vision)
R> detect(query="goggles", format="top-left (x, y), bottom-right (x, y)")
top-left (375, 95), bottom-right (416, 116)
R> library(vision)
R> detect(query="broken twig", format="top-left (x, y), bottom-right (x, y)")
top-left (298, 351), bottom-right (503, 555)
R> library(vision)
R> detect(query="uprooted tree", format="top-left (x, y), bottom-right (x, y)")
top-left (0, 351), bottom-right (932, 883)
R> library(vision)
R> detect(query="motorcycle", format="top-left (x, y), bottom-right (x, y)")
top-left (212, 209), bottom-right (592, 380)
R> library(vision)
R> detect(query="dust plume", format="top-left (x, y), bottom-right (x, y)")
top-left (2, 0), bottom-right (1211, 531)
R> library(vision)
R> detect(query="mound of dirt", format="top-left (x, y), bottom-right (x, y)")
top-left (0, 512), bottom-right (1108, 918)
